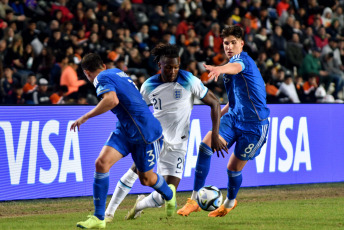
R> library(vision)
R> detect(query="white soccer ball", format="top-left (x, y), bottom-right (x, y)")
top-left (196, 185), bottom-right (223, 211)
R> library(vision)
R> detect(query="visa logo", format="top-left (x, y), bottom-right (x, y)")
top-left (184, 116), bottom-right (311, 176)
top-left (0, 120), bottom-right (83, 185)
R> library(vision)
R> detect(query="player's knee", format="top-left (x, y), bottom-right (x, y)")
top-left (95, 157), bottom-right (108, 171)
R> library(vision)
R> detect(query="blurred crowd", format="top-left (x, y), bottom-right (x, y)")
top-left (0, 0), bottom-right (344, 105)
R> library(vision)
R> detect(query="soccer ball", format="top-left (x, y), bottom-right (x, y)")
top-left (196, 185), bottom-right (223, 211)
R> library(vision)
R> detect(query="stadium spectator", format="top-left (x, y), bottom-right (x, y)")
top-left (5, 82), bottom-right (25, 104)
top-left (286, 33), bottom-right (304, 70)
top-left (314, 26), bottom-right (329, 49)
top-left (60, 55), bottom-right (86, 100)
top-left (50, 85), bottom-right (68, 104)
top-left (203, 23), bottom-right (222, 53)
top-left (276, 0), bottom-right (290, 17)
top-left (278, 74), bottom-right (301, 103)
top-left (32, 78), bottom-right (50, 104)
top-left (302, 73), bottom-right (319, 103)
top-left (1, 66), bottom-right (17, 102)
top-left (23, 73), bottom-right (37, 94)
top-left (299, 47), bottom-right (332, 91)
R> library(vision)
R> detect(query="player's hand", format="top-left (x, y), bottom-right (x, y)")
top-left (203, 63), bottom-right (221, 82)
top-left (211, 134), bottom-right (228, 158)
top-left (70, 115), bottom-right (88, 132)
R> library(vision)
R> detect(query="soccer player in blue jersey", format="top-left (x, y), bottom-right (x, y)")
top-left (177, 25), bottom-right (270, 217)
top-left (104, 44), bottom-right (227, 222)
top-left (70, 53), bottom-right (176, 229)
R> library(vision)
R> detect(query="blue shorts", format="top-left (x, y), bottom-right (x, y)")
top-left (105, 128), bottom-right (163, 172)
top-left (219, 113), bottom-right (269, 161)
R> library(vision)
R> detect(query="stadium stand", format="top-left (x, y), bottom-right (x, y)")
top-left (0, 0), bottom-right (344, 104)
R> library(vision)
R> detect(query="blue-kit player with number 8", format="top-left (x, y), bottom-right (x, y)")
top-left (104, 43), bottom-right (226, 222)
top-left (70, 53), bottom-right (176, 229)
top-left (178, 25), bottom-right (270, 217)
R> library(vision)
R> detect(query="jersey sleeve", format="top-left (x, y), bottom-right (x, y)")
top-left (190, 74), bottom-right (208, 100)
top-left (95, 75), bottom-right (117, 97)
top-left (140, 82), bottom-right (151, 105)
top-left (230, 53), bottom-right (246, 72)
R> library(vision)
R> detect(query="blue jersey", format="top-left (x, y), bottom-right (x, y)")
top-left (93, 68), bottom-right (162, 144)
top-left (223, 51), bottom-right (270, 122)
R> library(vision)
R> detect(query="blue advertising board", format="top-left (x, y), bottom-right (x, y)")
top-left (0, 104), bottom-right (343, 201)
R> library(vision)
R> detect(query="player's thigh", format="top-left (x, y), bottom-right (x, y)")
top-left (157, 141), bottom-right (187, 180)
top-left (234, 122), bottom-right (269, 161)
top-left (104, 130), bottom-right (130, 157)
top-left (96, 131), bottom-right (129, 170)
top-left (132, 138), bottom-right (163, 173)
top-left (218, 113), bottom-right (237, 148)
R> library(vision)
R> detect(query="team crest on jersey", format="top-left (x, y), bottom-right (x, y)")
top-left (174, 90), bottom-right (182, 100)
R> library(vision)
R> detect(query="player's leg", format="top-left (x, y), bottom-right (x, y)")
top-left (208, 154), bottom-right (246, 217)
top-left (209, 121), bottom-right (269, 217)
top-left (77, 145), bottom-right (123, 229)
top-left (131, 138), bottom-right (176, 217)
top-left (132, 143), bottom-right (185, 217)
top-left (105, 163), bottom-right (138, 222)
top-left (178, 114), bottom-right (235, 216)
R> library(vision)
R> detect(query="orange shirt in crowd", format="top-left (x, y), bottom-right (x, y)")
top-left (60, 65), bottom-right (86, 96)
top-left (50, 93), bottom-right (63, 104)
top-left (266, 83), bottom-right (279, 96)
top-left (23, 83), bottom-right (37, 93)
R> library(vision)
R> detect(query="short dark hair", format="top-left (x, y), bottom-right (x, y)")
top-left (81, 53), bottom-right (104, 72)
top-left (221, 25), bottom-right (244, 40)
top-left (151, 43), bottom-right (179, 63)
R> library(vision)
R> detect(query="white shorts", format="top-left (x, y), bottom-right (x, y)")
top-left (157, 140), bottom-right (187, 179)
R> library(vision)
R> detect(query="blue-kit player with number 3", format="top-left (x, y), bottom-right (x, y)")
top-left (104, 43), bottom-right (227, 222)
top-left (70, 53), bottom-right (176, 229)
top-left (178, 25), bottom-right (270, 217)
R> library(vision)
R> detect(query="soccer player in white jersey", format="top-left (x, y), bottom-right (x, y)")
top-left (105, 44), bottom-right (227, 222)
top-left (177, 25), bottom-right (270, 217)
top-left (71, 53), bottom-right (176, 229)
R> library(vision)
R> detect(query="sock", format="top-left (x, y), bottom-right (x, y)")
top-left (191, 191), bottom-right (198, 200)
top-left (225, 169), bottom-right (242, 208)
top-left (223, 198), bottom-right (236, 208)
top-left (193, 142), bottom-right (213, 192)
top-left (136, 191), bottom-right (164, 211)
top-left (93, 172), bottom-right (110, 220)
top-left (105, 169), bottom-right (138, 216)
top-left (151, 173), bottom-right (173, 201)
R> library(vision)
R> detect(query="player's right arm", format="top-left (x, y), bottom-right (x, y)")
top-left (70, 91), bottom-right (119, 131)
top-left (201, 90), bottom-right (228, 157)
top-left (203, 62), bottom-right (242, 82)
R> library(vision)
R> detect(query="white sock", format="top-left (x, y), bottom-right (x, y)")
top-left (223, 198), bottom-right (235, 208)
top-left (191, 190), bottom-right (198, 200)
top-left (105, 169), bottom-right (138, 216)
top-left (136, 191), bottom-right (164, 211)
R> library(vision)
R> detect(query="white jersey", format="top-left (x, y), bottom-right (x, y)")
top-left (140, 69), bottom-right (208, 145)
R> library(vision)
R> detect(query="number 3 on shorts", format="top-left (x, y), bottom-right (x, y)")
top-left (147, 150), bottom-right (155, 167)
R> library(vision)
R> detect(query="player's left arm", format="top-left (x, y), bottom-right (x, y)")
top-left (201, 90), bottom-right (228, 157)
top-left (70, 91), bottom-right (119, 131)
top-left (203, 62), bottom-right (242, 81)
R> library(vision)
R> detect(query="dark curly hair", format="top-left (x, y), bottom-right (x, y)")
top-left (151, 43), bottom-right (179, 63)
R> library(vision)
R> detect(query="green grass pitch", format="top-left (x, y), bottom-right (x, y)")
top-left (1, 183), bottom-right (343, 230)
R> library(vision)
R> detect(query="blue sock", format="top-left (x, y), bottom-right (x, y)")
top-left (152, 173), bottom-right (173, 201)
top-left (93, 172), bottom-right (109, 220)
top-left (193, 142), bottom-right (213, 191)
top-left (227, 169), bottom-right (242, 200)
